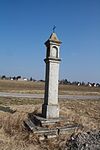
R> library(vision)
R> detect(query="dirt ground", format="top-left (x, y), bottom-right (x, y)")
top-left (0, 98), bottom-right (100, 150)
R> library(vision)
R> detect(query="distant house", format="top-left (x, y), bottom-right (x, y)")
top-left (1, 75), bottom-right (6, 80)
top-left (93, 83), bottom-right (97, 87)
top-left (77, 82), bottom-right (81, 86)
top-left (87, 82), bottom-right (99, 87)
top-left (23, 78), bottom-right (28, 81)
top-left (18, 78), bottom-right (28, 81)
top-left (88, 82), bottom-right (92, 87)
top-left (96, 83), bottom-right (100, 87)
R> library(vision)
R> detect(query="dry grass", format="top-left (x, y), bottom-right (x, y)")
top-left (0, 102), bottom-right (43, 150)
top-left (0, 97), bottom-right (43, 106)
top-left (60, 99), bottom-right (100, 131)
top-left (59, 84), bottom-right (100, 95)
top-left (0, 80), bottom-right (100, 149)
top-left (0, 97), bottom-right (100, 150)
top-left (0, 79), bottom-right (100, 95)
top-left (0, 80), bottom-right (45, 94)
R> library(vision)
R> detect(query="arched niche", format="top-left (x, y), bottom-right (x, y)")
top-left (51, 46), bottom-right (58, 58)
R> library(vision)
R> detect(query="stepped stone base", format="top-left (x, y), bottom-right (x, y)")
top-left (24, 115), bottom-right (80, 140)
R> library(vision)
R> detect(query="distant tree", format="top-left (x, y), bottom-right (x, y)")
top-left (1, 75), bottom-right (6, 80)
top-left (96, 83), bottom-right (100, 87)
top-left (59, 79), bottom-right (71, 85)
top-left (16, 76), bottom-right (21, 80)
top-left (13, 76), bottom-right (17, 80)
top-left (72, 81), bottom-right (79, 85)
top-left (30, 77), bottom-right (33, 81)
top-left (64, 79), bottom-right (68, 84)
top-left (39, 80), bottom-right (45, 82)
top-left (81, 81), bottom-right (85, 86)
top-left (32, 79), bottom-right (36, 82)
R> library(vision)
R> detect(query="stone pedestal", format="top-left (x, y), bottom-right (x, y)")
top-left (42, 104), bottom-right (59, 118)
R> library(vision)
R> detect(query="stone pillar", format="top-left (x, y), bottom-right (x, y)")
top-left (42, 32), bottom-right (61, 119)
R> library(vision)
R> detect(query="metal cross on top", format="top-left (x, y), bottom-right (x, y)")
top-left (53, 25), bottom-right (56, 33)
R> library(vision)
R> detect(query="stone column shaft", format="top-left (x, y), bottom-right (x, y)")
top-left (42, 32), bottom-right (61, 119)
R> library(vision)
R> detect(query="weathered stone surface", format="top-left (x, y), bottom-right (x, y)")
top-left (33, 128), bottom-right (58, 135)
top-left (24, 118), bottom-right (37, 131)
top-left (58, 125), bottom-right (79, 135)
top-left (66, 130), bottom-right (100, 150)
top-left (24, 115), bottom-right (79, 140)
top-left (42, 32), bottom-right (61, 119)
top-left (33, 115), bottom-right (60, 126)
top-left (42, 104), bottom-right (59, 119)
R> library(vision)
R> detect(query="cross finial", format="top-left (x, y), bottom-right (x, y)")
top-left (53, 25), bottom-right (56, 33)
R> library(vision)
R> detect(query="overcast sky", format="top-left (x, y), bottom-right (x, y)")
top-left (0, 0), bottom-right (100, 83)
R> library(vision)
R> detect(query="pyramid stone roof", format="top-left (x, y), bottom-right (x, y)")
top-left (45, 32), bottom-right (61, 45)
